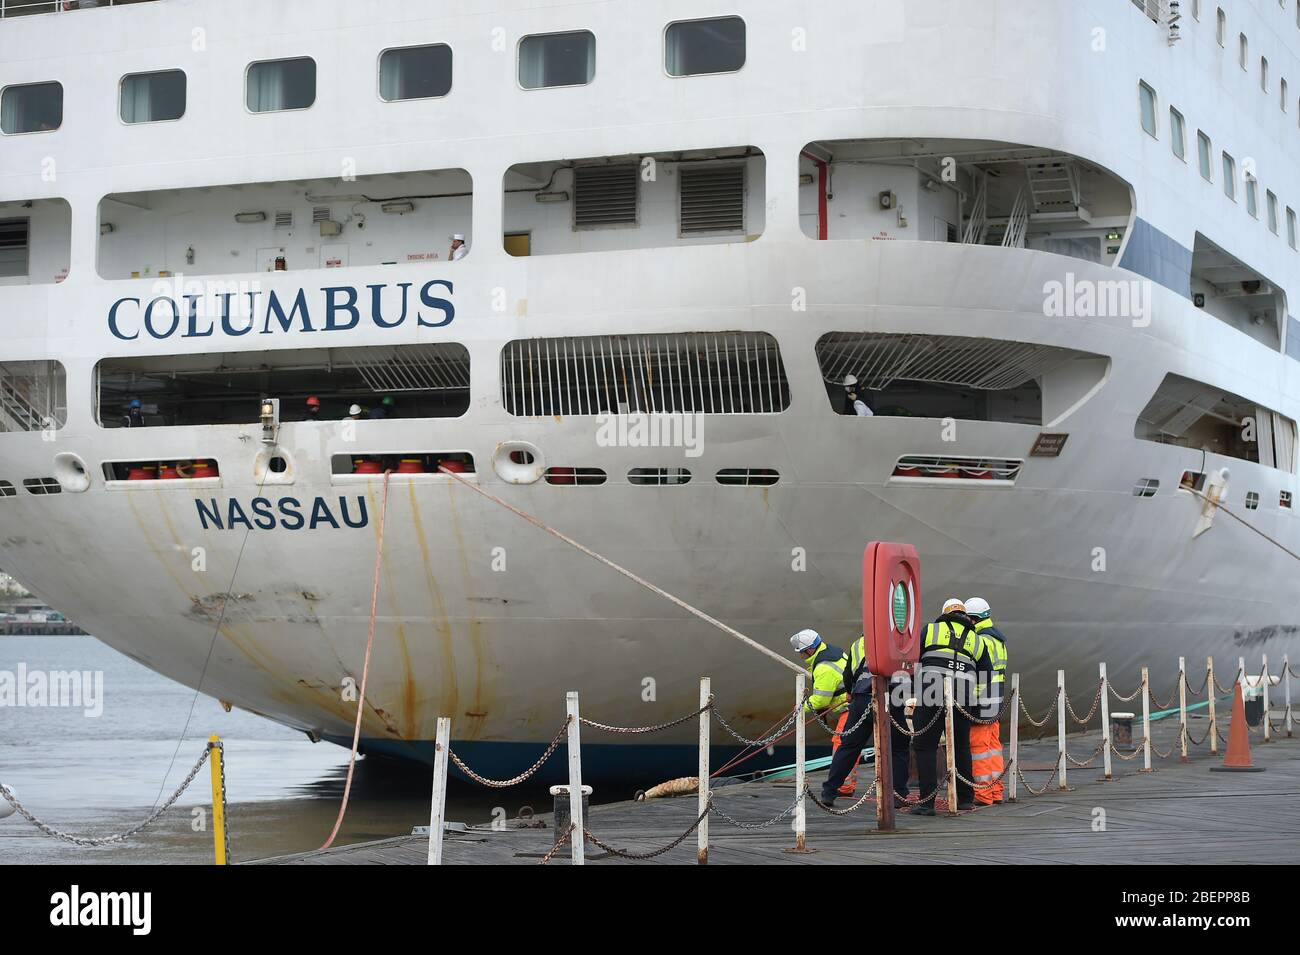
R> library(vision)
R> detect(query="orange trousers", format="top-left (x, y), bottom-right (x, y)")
top-left (970, 721), bottom-right (1004, 805)
top-left (832, 710), bottom-right (859, 795)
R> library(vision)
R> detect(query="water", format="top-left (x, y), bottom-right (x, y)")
top-left (0, 636), bottom-right (554, 864)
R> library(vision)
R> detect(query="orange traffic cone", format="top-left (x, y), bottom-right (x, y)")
top-left (1210, 682), bottom-right (1266, 773)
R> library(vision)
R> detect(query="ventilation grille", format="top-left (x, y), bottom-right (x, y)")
top-left (574, 166), bottom-right (638, 227)
top-left (815, 332), bottom-right (1078, 392)
top-left (680, 165), bottom-right (745, 234)
top-left (22, 477), bottom-right (61, 495)
top-left (274, 210), bottom-right (294, 229)
top-left (342, 343), bottom-right (470, 394)
top-left (312, 206), bottom-right (331, 224)
top-left (501, 332), bottom-right (789, 416)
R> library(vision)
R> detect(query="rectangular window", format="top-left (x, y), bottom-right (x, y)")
top-left (120, 70), bottom-right (186, 124)
top-left (0, 81), bottom-right (63, 134)
top-left (573, 165), bottom-right (638, 227)
top-left (1222, 152), bottom-right (1236, 199)
top-left (379, 44), bottom-right (452, 101)
top-left (1192, 0), bottom-right (1201, 19)
top-left (1217, 7), bottom-right (1226, 45)
top-left (679, 164), bottom-right (745, 234)
top-left (1288, 207), bottom-right (1297, 249)
top-left (1169, 107), bottom-right (1186, 159)
top-left (246, 57), bottom-right (316, 113)
top-left (1246, 176), bottom-right (1258, 217)
top-left (1239, 34), bottom-right (1248, 69)
top-left (1197, 131), bottom-right (1213, 180)
top-left (1267, 191), bottom-right (1279, 233)
top-left (1262, 57), bottom-right (1269, 91)
top-left (518, 31), bottom-right (595, 89)
top-left (1284, 78), bottom-right (1290, 111)
top-left (0, 218), bottom-right (29, 278)
top-left (501, 332), bottom-right (789, 416)
top-left (665, 16), bottom-right (746, 76)
top-left (1139, 81), bottom-right (1158, 137)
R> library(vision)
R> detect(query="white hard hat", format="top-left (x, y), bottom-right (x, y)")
top-left (941, 598), bottom-right (966, 615)
top-left (965, 597), bottom-right (991, 619)
top-left (451, 233), bottom-right (465, 242)
top-left (789, 629), bottom-right (822, 654)
top-left (348, 404), bottom-right (362, 416)
top-left (843, 374), bottom-right (858, 387)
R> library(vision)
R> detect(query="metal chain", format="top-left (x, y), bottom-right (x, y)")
top-left (1112, 742), bottom-right (1145, 760)
top-left (713, 703), bottom-right (801, 748)
top-left (713, 791), bottom-right (807, 828)
top-left (802, 766), bottom-right (883, 816)
top-left (1108, 681), bottom-right (1145, 703)
top-left (954, 759), bottom-right (1014, 790)
top-left (580, 699), bottom-right (712, 735)
top-left (0, 744), bottom-right (211, 848)
top-left (885, 704), bottom-right (945, 738)
top-left (1213, 668), bottom-right (1245, 695)
top-left (1019, 695), bottom-right (1059, 727)
top-left (812, 700), bottom-right (873, 738)
top-left (537, 824), bottom-right (574, 865)
top-left (1065, 683), bottom-right (1103, 726)
top-left (448, 718), bottom-right (570, 788)
top-left (584, 803), bottom-right (711, 860)
top-left (1015, 762), bottom-right (1062, 795)
top-left (911, 772), bottom-right (951, 807)
top-left (1184, 668), bottom-right (1210, 697)
top-left (954, 691), bottom-right (1017, 727)
top-left (1064, 741), bottom-right (1106, 768)
top-left (1150, 741), bottom-right (1174, 760)
top-left (1186, 722), bottom-right (1212, 746)
top-left (1149, 685), bottom-right (1180, 711)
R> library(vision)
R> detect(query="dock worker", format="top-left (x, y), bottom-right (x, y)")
top-left (305, 395), bottom-right (322, 420)
top-left (345, 403), bottom-right (365, 420)
top-left (449, 233), bottom-right (468, 261)
top-left (122, 398), bottom-right (146, 428)
top-left (789, 630), bottom-right (851, 792)
top-left (966, 596), bottom-right (1009, 805)
top-left (819, 633), bottom-right (912, 807)
top-left (842, 375), bottom-right (873, 417)
top-left (370, 396), bottom-right (396, 420)
top-left (910, 598), bottom-right (994, 816)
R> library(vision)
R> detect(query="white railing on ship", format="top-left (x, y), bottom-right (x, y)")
top-left (0, 0), bottom-right (158, 19)
top-left (1131, 0), bottom-right (1171, 23)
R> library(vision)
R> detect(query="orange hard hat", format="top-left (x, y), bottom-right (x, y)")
top-left (306, 395), bottom-right (321, 407)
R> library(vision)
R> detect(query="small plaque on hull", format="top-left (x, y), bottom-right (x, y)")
top-left (1030, 433), bottom-right (1069, 457)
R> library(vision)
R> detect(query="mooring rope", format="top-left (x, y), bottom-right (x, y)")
top-left (435, 464), bottom-right (802, 675)
top-left (319, 469), bottom-right (393, 851)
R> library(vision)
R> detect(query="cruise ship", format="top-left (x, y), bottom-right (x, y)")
top-left (2, 0), bottom-right (1298, 778)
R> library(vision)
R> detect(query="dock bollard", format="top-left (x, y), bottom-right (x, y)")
top-left (550, 784), bottom-right (592, 840)
top-left (1100, 662), bottom-right (1112, 781)
top-left (427, 717), bottom-right (451, 865)
top-left (697, 677), bottom-right (710, 865)
top-left (1007, 674), bottom-right (1019, 802)
top-left (208, 734), bottom-right (227, 866)
top-left (1056, 670), bottom-right (1067, 790)
top-left (565, 691), bottom-right (585, 865)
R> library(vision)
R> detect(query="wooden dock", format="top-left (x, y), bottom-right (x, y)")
top-left (252, 705), bottom-right (1300, 865)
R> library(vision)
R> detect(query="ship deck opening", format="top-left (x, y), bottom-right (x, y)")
top-left (95, 343), bottom-right (470, 427)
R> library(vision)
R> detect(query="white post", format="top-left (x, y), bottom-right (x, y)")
top-left (1262, 655), bottom-right (1271, 743)
top-left (1207, 657), bottom-right (1218, 755)
top-left (426, 716), bottom-right (451, 865)
top-left (1238, 655), bottom-right (1246, 688)
top-left (1285, 654), bottom-right (1293, 738)
top-left (1141, 667), bottom-right (1152, 772)
top-left (1056, 669), bottom-right (1067, 790)
top-left (1100, 662), bottom-right (1112, 781)
top-left (793, 673), bottom-right (807, 851)
top-left (944, 675), bottom-right (958, 814)
top-left (1008, 673), bottom-right (1020, 802)
top-left (697, 677), bottom-right (710, 865)
top-left (565, 691), bottom-right (584, 866)
top-left (1178, 657), bottom-right (1188, 762)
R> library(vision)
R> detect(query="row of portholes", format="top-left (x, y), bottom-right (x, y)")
top-left (542, 467), bottom-right (780, 487)
top-left (1135, 474), bottom-right (1285, 510)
